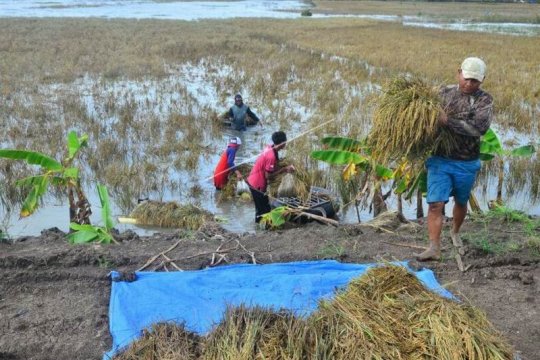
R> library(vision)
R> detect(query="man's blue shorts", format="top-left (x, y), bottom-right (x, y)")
top-left (426, 156), bottom-right (481, 205)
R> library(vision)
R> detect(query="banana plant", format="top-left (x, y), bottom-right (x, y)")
top-left (311, 136), bottom-right (395, 218)
top-left (67, 184), bottom-right (116, 244)
top-left (0, 131), bottom-right (92, 225)
top-left (476, 128), bottom-right (536, 209)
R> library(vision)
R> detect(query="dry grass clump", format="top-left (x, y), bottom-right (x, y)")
top-left (310, 265), bottom-right (514, 359)
top-left (114, 322), bottom-right (201, 360)
top-left (367, 76), bottom-right (455, 164)
top-left (129, 201), bottom-right (213, 230)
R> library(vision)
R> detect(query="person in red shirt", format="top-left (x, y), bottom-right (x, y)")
top-left (247, 131), bottom-right (295, 223)
top-left (213, 137), bottom-right (243, 190)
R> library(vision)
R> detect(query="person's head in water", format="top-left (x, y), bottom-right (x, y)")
top-left (272, 131), bottom-right (287, 151)
top-left (234, 94), bottom-right (243, 106)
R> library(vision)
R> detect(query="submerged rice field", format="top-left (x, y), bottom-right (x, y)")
top-left (0, 1), bottom-right (539, 236)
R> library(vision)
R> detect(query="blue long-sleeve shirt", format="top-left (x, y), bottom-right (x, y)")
top-left (226, 145), bottom-right (239, 169)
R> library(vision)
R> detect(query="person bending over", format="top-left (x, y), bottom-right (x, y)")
top-left (247, 131), bottom-right (295, 223)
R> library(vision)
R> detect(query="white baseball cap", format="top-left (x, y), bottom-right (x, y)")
top-left (461, 57), bottom-right (486, 82)
top-left (229, 136), bottom-right (242, 145)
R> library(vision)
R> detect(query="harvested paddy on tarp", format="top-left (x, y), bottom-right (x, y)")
top-left (113, 265), bottom-right (513, 360)
top-left (310, 265), bottom-right (513, 359)
top-left (129, 201), bottom-right (213, 230)
top-left (204, 306), bottom-right (309, 360)
top-left (114, 323), bottom-right (202, 360)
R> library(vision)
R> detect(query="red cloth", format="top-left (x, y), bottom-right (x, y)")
top-left (213, 150), bottom-right (230, 189)
top-left (247, 145), bottom-right (277, 192)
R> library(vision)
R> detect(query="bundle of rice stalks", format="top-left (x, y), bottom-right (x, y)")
top-left (268, 160), bottom-right (309, 201)
top-left (277, 173), bottom-right (297, 198)
top-left (217, 164), bottom-right (252, 201)
top-left (309, 265), bottom-right (513, 360)
top-left (203, 305), bottom-right (310, 360)
top-left (129, 201), bottom-right (213, 230)
top-left (218, 175), bottom-right (238, 200)
top-left (114, 322), bottom-right (201, 360)
top-left (368, 76), bottom-right (455, 164)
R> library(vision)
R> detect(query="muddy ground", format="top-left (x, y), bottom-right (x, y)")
top-left (1, 212), bottom-right (538, 360)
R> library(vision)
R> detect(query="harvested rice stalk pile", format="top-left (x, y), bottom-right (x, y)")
top-left (114, 266), bottom-right (513, 360)
top-left (204, 305), bottom-right (310, 360)
top-left (129, 201), bottom-right (213, 230)
top-left (310, 265), bottom-right (514, 359)
top-left (368, 76), bottom-right (455, 164)
top-left (114, 323), bottom-right (201, 360)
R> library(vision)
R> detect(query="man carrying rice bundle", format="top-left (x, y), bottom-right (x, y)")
top-left (416, 57), bottom-right (493, 261)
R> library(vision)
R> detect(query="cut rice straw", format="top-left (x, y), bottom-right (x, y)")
top-left (129, 200), bottom-right (213, 230)
top-left (114, 322), bottom-right (201, 360)
top-left (368, 76), bottom-right (456, 165)
top-left (310, 265), bottom-right (513, 359)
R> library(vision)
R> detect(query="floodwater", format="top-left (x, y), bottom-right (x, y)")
top-left (1, 0), bottom-right (539, 36)
top-left (0, 0), bottom-right (307, 19)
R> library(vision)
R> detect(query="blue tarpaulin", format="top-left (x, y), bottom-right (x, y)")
top-left (104, 260), bottom-right (453, 359)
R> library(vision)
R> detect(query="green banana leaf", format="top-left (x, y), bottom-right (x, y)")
top-left (510, 145), bottom-right (535, 157)
top-left (375, 164), bottom-right (393, 180)
top-left (67, 223), bottom-right (114, 244)
top-left (479, 128), bottom-right (502, 156)
top-left (63, 167), bottom-right (79, 179)
top-left (311, 150), bottom-right (367, 165)
top-left (15, 175), bottom-right (47, 188)
top-left (404, 171), bottom-right (427, 201)
top-left (321, 136), bottom-right (365, 152)
top-left (0, 149), bottom-right (62, 171)
top-left (97, 184), bottom-right (114, 230)
top-left (67, 228), bottom-right (98, 244)
top-left (66, 131), bottom-right (88, 161)
top-left (395, 178), bottom-right (408, 194)
top-left (20, 176), bottom-right (49, 217)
